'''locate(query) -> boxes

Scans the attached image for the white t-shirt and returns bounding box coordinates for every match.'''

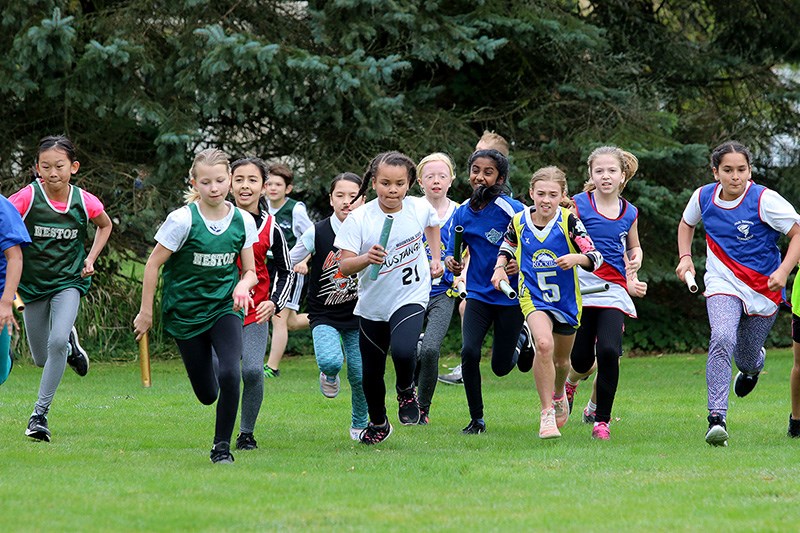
[335,197,440,321]
[155,201,258,252]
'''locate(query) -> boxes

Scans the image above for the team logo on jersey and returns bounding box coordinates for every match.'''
[485,228,503,244]
[734,219,754,241]
[530,249,558,269]
[618,231,628,253]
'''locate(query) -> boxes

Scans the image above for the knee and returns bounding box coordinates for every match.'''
[461,346,481,365]
[491,358,514,377]
[241,366,262,387]
[196,389,218,405]
[534,337,554,359]
[709,330,736,353]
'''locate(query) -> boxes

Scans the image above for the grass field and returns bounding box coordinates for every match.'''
[2,350,800,532]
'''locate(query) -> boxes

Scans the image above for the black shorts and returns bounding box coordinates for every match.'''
[793,313,800,343]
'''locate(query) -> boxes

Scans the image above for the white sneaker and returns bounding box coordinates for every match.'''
[438,364,463,385]
[350,427,365,441]
[320,372,340,398]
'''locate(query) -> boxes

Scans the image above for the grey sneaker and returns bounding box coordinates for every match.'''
[26,413,51,442]
[438,364,463,385]
[320,372,340,398]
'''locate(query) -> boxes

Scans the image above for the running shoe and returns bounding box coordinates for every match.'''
[462,419,486,434]
[263,365,280,378]
[359,421,393,445]
[210,441,235,463]
[788,415,800,438]
[350,427,366,441]
[592,421,610,440]
[539,408,560,439]
[438,364,463,385]
[582,406,596,424]
[734,370,759,398]
[553,393,570,428]
[235,432,258,450]
[418,407,430,425]
[565,381,578,413]
[319,372,340,398]
[515,323,535,373]
[705,412,728,447]
[397,386,420,425]
[67,327,89,377]
[25,413,51,442]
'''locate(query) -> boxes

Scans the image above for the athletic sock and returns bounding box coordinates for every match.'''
[566,377,578,386]
[586,400,597,413]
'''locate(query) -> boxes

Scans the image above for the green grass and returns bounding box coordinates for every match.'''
[2,351,800,531]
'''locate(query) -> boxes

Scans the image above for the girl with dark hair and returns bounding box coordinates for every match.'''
[676,141,800,447]
[228,157,295,451]
[335,152,443,444]
[9,135,113,442]
[443,149,526,435]
[290,172,368,439]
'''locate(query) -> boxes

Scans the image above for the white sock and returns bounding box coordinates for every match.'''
[587,400,597,412]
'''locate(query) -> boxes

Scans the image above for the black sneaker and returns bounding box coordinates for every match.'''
[788,415,800,438]
[25,414,51,442]
[734,371,759,398]
[67,327,89,377]
[705,412,728,447]
[397,386,420,425]
[359,421,393,445]
[263,365,280,378]
[515,323,535,373]
[235,432,258,450]
[418,407,429,425]
[462,419,486,434]
[210,442,235,464]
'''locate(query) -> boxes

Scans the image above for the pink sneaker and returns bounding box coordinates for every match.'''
[539,407,561,439]
[592,421,610,440]
[553,394,570,428]
[564,381,578,413]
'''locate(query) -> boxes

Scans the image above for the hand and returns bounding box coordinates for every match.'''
[505,258,519,276]
[627,276,648,298]
[293,262,309,275]
[366,244,387,266]
[133,311,152,342]
[445,255,463,276]
[0,299,18,335]
[430,259,443,279]
[675,255,694,281]
[491,265,509,290]
[555,254,581,270]
[232,282,255,315]
[81,258,95,278]
[255,300,277,324]
[768,268,789,292]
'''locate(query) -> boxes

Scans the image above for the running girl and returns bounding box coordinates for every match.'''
[336,152,443,445]
[415,153,460,424]
[493,166,602,439]
[676,141,800,447]
[444,149,526,435]
[566,146,646,440]
[134,148,259,463]
[290,172,368,440]
[9,135,112,441]
[229,157,294,451]
[0,194,30,385]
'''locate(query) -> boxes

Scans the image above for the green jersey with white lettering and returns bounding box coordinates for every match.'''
[161,203,246,339]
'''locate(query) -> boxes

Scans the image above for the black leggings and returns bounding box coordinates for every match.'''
[461,299,524,420]
[359,304,425,424]
[175,313,243,445]
[570,307,625,424]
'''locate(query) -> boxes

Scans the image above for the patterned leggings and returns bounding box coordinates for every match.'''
[706,295,776,414]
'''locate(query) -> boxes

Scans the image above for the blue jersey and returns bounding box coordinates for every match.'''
[514,207,581,327]
[424,199,458,298]
[0,195,31,294]
[447,195,525,305]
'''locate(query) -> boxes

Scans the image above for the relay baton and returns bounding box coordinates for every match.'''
[138,332,152,388]
[453,225,464,261]
[499,279,517,299]
[456,280,467,299]
[369,215,394,281]
[684,271,698,293]
[13,292,25,312]
[581,283,609,295]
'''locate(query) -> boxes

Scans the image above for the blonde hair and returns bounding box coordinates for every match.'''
[476,130,509,157]
[184,148,232,204]
[416,152,456,183]
[530,166,572,208]
[584,146,638,193]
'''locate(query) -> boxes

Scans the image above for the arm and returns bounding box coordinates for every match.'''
[558,214,602,271]
[675,219,696,281]
[339,246,384,276]
[0,245,23,333]
[424,225,443,279]
[82,211,113,278]
[293,255,311,275]
[133,244,173,341]
[265,224,295,321]
[768,223,800,292]
[625,219,643,276]
[492,220,518,290]
[235,247,258,315]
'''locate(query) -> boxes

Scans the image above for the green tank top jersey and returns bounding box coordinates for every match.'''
[19,180,91,302]
[273,197,298,249]
[793,275,800,317]
[161,203,246,340]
